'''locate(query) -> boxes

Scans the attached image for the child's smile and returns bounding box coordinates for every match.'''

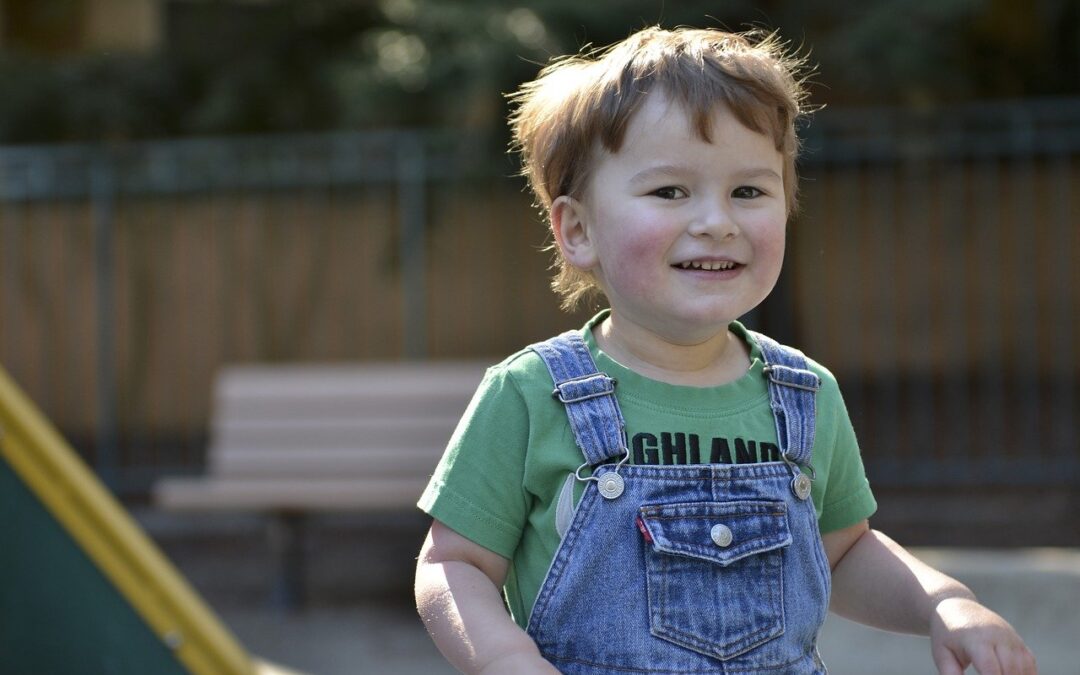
[675,260,739,271]
[554,92,787,354]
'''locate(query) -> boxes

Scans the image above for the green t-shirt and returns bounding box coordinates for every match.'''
[418,312,877,627]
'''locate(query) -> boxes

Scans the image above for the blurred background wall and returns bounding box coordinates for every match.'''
[0,0,1077,543]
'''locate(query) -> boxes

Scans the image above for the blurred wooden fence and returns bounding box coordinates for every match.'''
[0,100,1077,494]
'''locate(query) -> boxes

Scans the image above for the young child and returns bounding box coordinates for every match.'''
[414,26,1037,675]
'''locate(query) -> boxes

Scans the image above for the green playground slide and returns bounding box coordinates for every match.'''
[0,363,286,675]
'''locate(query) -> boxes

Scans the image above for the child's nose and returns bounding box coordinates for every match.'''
[688,198,740,239]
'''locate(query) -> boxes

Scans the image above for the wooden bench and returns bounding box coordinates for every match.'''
[153,361,487,610]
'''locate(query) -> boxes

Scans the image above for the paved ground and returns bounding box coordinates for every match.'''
[142,511,1080,675]
[219,549,1080,675]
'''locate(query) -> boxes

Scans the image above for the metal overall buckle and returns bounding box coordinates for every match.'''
[575,437,631,500]
[783,452,816,501]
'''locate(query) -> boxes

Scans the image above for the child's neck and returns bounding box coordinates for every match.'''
[595,313,751,387]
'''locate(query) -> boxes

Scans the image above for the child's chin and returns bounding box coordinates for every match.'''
[676,301,748,323]
[664,311,740,337]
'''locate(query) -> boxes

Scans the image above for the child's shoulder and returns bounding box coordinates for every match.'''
[799,352,843,402]
[482,340,564,395]
[738,325,843,398]
[483,325,603,397]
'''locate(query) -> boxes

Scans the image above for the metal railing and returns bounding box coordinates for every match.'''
[796,98,1079,486]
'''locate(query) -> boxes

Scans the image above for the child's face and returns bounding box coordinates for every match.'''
[556,93,787,343]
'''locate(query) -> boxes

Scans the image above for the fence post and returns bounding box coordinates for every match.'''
[397,133,427,359]
[91,150,118,489]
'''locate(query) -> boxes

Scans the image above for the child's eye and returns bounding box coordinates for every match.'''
[651,186,687,200]
[732,186,764,199]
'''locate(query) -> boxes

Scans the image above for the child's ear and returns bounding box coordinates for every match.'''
[551,196,598,270]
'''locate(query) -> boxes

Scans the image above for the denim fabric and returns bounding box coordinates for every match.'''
[754,332,821,470]
[527,332,831,674]
[532,332,627,465]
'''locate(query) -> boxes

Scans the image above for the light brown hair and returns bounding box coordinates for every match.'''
[509,26,810,310]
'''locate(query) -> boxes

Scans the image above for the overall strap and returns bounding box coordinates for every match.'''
[751,331,821,469]
[529,331,627,466]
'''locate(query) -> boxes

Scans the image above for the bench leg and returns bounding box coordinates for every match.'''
[267,513,306,611]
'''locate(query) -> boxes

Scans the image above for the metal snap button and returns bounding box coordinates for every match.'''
[710,524,733,548]
[792,473,812,501]
[596,471,624,500]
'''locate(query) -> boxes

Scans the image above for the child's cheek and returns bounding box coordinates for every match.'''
[755,227,787,278]
[605,230,670,296]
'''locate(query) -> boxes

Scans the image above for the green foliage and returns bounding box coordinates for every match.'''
[0,0,1076,144]
[810,0,986,104]
[0,52,196,143]
[801,0,1080,105]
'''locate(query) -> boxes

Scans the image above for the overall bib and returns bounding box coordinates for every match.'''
[526,331,831,674]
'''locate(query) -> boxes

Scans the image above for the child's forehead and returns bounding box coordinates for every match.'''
[630,93,701,129]
[614,92,771,151]
[582,104,782,191]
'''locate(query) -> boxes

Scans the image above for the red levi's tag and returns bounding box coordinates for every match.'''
[636,516,653,544]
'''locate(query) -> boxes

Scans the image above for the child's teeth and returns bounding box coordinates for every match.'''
[680,260,736,270]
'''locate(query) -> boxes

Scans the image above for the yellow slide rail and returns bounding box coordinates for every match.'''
[0,363,255,675]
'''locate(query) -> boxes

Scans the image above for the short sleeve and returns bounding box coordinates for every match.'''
[418,364,532,559]
[809,366,878,534]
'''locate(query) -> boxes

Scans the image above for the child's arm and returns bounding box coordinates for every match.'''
[415,520,560,674]
[824,521,1037,675]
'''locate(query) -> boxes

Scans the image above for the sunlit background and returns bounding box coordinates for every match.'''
[1,2,1077,673]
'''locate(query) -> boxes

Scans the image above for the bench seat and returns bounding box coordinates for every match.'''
[156,476,432,511]
[152,360,488,609]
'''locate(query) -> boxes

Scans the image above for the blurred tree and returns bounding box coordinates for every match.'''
[1,0,85,56]
[795,0,1080,105]
[323,0,792,130]
[0,0,1076,144]
[797,0,988,106]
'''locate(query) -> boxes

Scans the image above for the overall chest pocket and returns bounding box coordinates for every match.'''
[638,500,792,662]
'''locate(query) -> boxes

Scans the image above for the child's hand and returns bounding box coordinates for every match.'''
[930,597,1037,675]
[478,652,561,674]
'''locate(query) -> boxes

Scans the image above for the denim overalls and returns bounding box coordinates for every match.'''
[526,331,831,674]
